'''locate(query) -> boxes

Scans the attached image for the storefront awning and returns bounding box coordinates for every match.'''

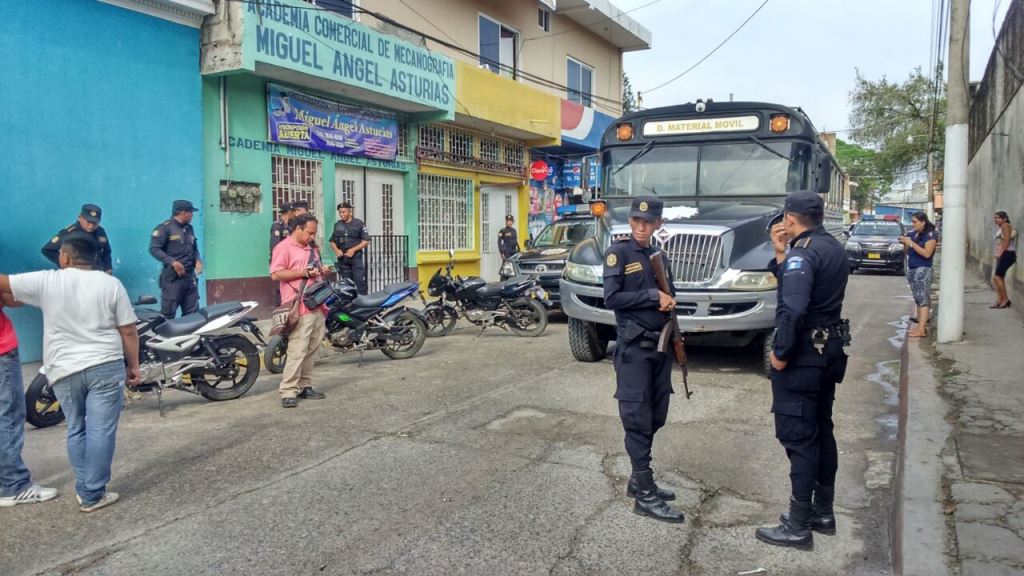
[556,0,652,52]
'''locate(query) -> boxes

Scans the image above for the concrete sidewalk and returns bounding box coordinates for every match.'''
[900,266,1024,576]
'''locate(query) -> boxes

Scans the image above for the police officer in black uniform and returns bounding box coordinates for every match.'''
[269,201,294,256]
[330,202,370,294]
[150,200,203,318]
[755,190,850,550]
[42,204,113,273]
[498,215,519,260]
[603,196,684,523]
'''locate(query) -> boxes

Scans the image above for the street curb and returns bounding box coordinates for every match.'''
[891,324,909,576]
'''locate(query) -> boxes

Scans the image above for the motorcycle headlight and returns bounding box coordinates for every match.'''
[846,241,861,251]
[721,271,777,291]
[500,260,516,277]
[564,261,603,285]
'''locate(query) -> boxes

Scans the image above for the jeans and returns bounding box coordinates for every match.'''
[0,350,31,498]
[50,360,125,505]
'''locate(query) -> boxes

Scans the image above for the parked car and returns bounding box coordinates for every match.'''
[499,208,596,308]
[845,219,906,274]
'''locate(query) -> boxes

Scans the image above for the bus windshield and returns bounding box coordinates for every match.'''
[603,140,812,198]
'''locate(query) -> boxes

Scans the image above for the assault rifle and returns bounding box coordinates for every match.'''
[650,250,692,399]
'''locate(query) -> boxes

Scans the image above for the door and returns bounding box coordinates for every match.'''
[364,170,408,290]
[480,185,518,281]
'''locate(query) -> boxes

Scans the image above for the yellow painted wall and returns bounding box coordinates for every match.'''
[455,61,561,146]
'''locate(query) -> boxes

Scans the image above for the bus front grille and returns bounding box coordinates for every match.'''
[655,232,725,285]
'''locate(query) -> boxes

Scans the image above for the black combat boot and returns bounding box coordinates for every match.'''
[626,468,676,501]
[631,470,685,523]
[780,483,836,535]
[756,498,814,550]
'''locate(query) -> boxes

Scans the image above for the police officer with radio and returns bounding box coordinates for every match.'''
[330,202,369,294]
[756,190,850,550]
[269,201,294,255]
[42,204,113,273]
[498,215,519,260]
[150,200,203,318]
[603,196,684,524]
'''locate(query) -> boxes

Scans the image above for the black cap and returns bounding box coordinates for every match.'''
[80,204,102,224]
[629,196,663,223]
[505,214,514,222]
[172,199,198,214]
[338,201,353,210]
[279,201,293,213]
[783,191,824,217]
[292,200,310,210]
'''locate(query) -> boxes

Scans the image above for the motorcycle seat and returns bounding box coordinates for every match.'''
[154,312,208,338]
[476,276,530,298]
[351,282,417,309]
[201,302,244,320]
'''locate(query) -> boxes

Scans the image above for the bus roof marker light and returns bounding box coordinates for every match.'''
[616,123,634,141]
[770,114,790,133]
[590,201,608,217]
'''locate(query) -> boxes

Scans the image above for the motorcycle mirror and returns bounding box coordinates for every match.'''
[448,248,455,259]
[135,295,158,305]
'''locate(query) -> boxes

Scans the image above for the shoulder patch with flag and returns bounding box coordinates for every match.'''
[785,256,804,271]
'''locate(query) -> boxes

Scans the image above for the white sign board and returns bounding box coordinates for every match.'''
[643,115,760,137]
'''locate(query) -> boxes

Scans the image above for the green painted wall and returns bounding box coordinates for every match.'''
[202,74,420,282]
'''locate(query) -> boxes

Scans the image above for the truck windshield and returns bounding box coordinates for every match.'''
[852,222,903,236]
[604,141,811,197]
[533,220,595,247]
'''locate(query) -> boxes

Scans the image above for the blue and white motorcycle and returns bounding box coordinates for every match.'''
[263,278,427,373]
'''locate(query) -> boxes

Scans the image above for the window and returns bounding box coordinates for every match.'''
[567,58,593,107]
[418,174,473,250]
[538,8,550,32]
[272,156,322,218]
[450,131,474,160]
[479,14,518,78]
[309,0,357,19]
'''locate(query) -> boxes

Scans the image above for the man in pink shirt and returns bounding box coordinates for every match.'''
[270,213,331,409]
[0,292,58,507]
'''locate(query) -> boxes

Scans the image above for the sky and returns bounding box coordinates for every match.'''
[616,0,1012,138]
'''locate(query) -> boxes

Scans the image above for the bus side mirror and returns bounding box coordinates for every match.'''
[817,160,833,194]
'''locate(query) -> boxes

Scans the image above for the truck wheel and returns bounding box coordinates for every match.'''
[761,330,775,378]
[568,317,607,362]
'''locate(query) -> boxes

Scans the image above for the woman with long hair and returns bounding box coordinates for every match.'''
[899,212,938,337]
[992,211,1017,309]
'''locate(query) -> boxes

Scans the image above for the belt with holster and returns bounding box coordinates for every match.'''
[807,319,852,348]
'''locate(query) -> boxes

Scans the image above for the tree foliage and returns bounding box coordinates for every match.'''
[622,72,637,113]
[836,139,889,210]
[847,66,946,190]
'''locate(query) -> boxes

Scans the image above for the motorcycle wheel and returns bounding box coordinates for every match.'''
[263,334,289,375]
[381,310,427,359]
[506,298,548,338]
[196,335,261,401]
[25,373,65,428]
[423,302,457,337]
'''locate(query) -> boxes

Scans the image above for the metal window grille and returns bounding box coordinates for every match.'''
[419,125,445,152]
[503,142,525,168]
[381,183,394,236]
[449,131,474,160]
[504,195,513,219]
[480,137,500,163]
[339,179,356,208]
[272,156,321,218]
[397,122,409,159]
[481,193,491,252]
[418,174,473,250]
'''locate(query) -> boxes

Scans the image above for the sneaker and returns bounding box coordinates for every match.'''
[282,397,298,408]
[0,484,58,507]
[297,387,325,400]
[80,492,119,513]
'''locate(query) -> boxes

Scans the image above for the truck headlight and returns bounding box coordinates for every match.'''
[564,261,603,285]
[723,271,777,291]
[889,242,903,251]
[846,241,861,251]
[500,260,516,276]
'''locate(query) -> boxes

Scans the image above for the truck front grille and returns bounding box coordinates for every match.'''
[655,232,724,285]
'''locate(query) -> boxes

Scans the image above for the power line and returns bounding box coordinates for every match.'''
[640,0,769,95]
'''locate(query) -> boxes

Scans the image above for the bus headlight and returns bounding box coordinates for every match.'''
[722,271,777,291]
[564,261,603,285]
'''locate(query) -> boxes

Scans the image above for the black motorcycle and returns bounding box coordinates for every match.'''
[263,278,427,374]
[26,296,265,428]
[422,250,549,338]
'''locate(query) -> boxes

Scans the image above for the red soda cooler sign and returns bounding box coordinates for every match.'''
[530,160,549,181]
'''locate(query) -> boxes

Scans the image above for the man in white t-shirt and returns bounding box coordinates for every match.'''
[0,233,140,513]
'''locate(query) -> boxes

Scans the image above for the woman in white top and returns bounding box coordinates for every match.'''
[992,210,1017,309]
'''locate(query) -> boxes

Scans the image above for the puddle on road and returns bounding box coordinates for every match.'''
[866,314,907,440]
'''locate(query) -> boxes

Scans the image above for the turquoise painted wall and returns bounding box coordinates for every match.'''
[202,75,419,283]
[0,1,204,362]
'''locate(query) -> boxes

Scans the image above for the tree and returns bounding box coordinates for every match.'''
[847,66,946,187]
[622,72,637,113]
[836,139,889,210]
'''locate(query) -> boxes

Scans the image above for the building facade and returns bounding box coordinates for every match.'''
[1,0,213,361]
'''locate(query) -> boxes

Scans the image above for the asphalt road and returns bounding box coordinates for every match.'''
[2,272,909,576]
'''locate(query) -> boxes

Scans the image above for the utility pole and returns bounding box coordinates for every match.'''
[937,0,969,343]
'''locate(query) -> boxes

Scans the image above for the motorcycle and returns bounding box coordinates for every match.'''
[262,277,427,374]
[421,249,549,338]
[25,296,265,428]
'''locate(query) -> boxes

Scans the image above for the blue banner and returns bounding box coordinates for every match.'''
[267,84,398,160]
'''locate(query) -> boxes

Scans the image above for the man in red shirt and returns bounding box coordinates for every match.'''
[270,214,331,409]
[0,295,58,507]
